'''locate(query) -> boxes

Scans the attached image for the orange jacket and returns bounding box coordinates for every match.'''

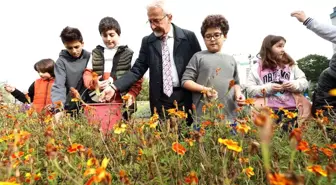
[33,78,54,113]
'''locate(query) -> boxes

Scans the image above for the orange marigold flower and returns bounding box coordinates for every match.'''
[236,123,251,134]
[315,109,324,117]
[67,143,85,154]
[218,138,242,152]
[184,171,199,184]
[243,167,255,178]
[185,138,195,147]
[245,98,255,106]
[228,80,235,90]
[239,157,249,164]
[121,94,131,101]
[48,172,57,181]
[324,105,334,109]
[217,103,224,109]
[11,151,24,159]
[84,158,112,185]
[87,158,99,168]
[268,173,294,185]
[285,111,297,119]
[167,108,177,115]
[289,128,302,143]
[327,143,336,149]
[320,148,333,158]
[54,100,63,109]
[201,120,212,128]
[172,142,187,155]
[175,110,188,119]
[92,72,99,80]
[307,165,327,177]
[296,140,310,152]
[217,114,225,120]
[202,105,206,113]
[321,116,329,124]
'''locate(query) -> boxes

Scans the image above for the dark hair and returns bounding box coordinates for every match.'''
[60,26,83,43]
[201,14,229,37]
[34,59,55,77]
[98,17,121,35]
[258,35,295,69]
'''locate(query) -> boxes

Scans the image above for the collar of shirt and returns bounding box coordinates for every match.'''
[167,24,174,39]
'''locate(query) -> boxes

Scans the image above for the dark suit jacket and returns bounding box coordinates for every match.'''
[114,24,201,114]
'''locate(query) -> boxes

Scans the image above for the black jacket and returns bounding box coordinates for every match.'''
[113,24,201,114]
[312,53,336,115]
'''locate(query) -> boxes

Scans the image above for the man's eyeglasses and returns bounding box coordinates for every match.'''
[147,15,167,25]
[204,33,223,41]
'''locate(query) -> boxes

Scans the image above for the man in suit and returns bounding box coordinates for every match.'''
[100,0,201,124]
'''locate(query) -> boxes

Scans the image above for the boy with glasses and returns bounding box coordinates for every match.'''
[181,14,245,120]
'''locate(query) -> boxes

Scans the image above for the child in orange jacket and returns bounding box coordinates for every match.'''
[5,59,55,113]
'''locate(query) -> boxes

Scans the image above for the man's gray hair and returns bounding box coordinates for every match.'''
[146,0,172,15]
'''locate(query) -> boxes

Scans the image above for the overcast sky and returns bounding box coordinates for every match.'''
[0,0,335,91]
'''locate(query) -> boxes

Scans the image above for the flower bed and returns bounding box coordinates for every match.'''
[0,99,335,184]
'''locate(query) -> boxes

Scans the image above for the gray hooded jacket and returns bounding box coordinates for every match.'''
[51,49,90,109]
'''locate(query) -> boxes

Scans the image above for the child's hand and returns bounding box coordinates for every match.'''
[282,82,295,91]
[4,84,15,93]
[98,76,113,90]
[290,11,307,23]
[235,93,246,107]
[271,83,283,92]
[206,88,218,100]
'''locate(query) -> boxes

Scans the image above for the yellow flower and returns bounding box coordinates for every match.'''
[329,88,336,96]
[71,98,80,102]
[307,165,327,177]
[149,121,158,128]
[243,167,255,178]
[84,158,111,185]
[114,123,127,134]
[218,138,242,152]
[87,158,99,168]
[236,124,251,134]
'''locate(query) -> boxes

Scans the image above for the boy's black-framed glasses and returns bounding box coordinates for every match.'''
[204,33,223,41]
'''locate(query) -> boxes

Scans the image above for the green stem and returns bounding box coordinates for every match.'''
[261,142,270,174]
[152,153,164,185]
[289,150,296,171]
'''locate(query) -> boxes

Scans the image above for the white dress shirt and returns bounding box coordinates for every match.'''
[165,24,180,87]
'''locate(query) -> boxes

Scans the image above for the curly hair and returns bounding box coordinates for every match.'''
[60,26,83,44]
[259,35,295,70]
[201,14,229,37]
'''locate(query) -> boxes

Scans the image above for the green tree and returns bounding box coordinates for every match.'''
[296,54,329,83]
[136,78,149,101]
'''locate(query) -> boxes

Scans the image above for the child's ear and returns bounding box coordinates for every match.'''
[223,34,228,39]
